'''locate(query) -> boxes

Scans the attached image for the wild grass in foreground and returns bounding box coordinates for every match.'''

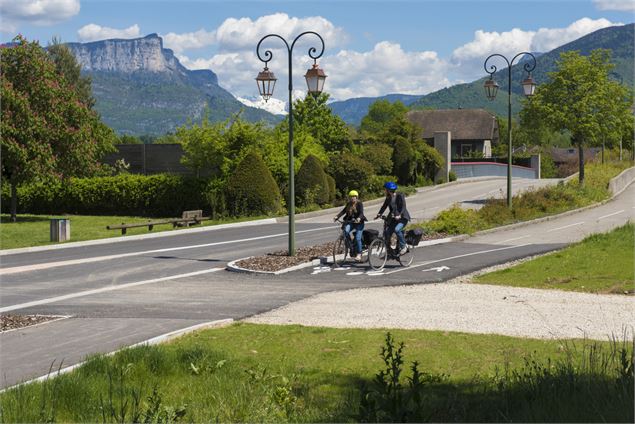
[474,222,634,294]
[0,324,632,422]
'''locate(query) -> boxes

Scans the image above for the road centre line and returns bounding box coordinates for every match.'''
[546,222,585,232]
[597,210,624,220]
[497,235,530,244]
[0,267,224,313]
[0,227,327,275]
[378,243,532,276]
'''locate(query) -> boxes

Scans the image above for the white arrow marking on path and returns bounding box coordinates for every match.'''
[421,266,450,272]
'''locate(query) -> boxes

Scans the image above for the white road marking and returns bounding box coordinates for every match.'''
[374,243,532,276]
[0,227,328,275]
[498,235,530,244]
[546,222,585,233]
[0,267,224,313]
[598,210,624,220]
[421,266,450,272]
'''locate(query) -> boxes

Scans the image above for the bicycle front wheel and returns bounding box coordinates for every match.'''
[333,236,348,267]
[398,244,414,267]
[368,238,387,271]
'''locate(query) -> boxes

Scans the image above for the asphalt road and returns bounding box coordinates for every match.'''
[0,177,632,389]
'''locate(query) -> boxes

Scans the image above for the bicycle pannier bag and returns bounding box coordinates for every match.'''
[405,228,424,246]
[362,229,379,246]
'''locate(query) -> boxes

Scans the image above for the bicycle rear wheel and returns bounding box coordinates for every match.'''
[333,236,349,267]
[368,238,387,271]
[398,244,414,267]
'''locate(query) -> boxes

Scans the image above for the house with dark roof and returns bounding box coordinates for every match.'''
[407,109,499,158]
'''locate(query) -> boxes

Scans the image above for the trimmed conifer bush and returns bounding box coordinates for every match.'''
[296,154,330,206]
[326,174,336,203]
[226,152,281,216]
[392,138,415,185]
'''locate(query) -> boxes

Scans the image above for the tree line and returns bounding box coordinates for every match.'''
[1,35,633,221]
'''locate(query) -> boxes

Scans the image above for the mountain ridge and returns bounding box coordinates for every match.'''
[329,23,634,125]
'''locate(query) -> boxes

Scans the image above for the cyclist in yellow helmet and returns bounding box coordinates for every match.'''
[334,189,367,261]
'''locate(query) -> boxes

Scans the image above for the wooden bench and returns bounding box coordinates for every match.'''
[107,210,209,235]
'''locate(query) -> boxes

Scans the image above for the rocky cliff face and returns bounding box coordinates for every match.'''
[63,33,276,135]
[66,33,218,84]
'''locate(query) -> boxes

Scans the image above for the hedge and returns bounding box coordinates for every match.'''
[1,174,209,217]
[296,154,330,206]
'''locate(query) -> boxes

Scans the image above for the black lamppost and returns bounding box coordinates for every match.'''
[255,32,326,256]
[484,52,537,209]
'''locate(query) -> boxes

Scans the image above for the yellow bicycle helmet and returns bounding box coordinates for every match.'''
[348,190,359,197]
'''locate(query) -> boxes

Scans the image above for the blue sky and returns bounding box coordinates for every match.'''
[2,0,633,103]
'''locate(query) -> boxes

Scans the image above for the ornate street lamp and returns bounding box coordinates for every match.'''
[483,52,537,209]
[255,32,326,256]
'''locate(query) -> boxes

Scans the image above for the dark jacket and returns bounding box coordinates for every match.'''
[336,200,367,222]
[378,192,410,221]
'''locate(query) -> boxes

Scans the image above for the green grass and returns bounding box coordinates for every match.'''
[474,222,635,294]
[0,213,270,250]
[419,161,633,236]
[0,324,632,423]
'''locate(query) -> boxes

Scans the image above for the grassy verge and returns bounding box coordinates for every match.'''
[0,214,270,250]
[0,324,632,422]
[473,222,634,294]
[419,161,633,235]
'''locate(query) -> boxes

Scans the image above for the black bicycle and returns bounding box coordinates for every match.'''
[332,218,374,267]
[367,215,415,271]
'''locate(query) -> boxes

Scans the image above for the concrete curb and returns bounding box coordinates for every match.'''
[226,257,321,275]
[0,218,278,256]
[0,318,234,393]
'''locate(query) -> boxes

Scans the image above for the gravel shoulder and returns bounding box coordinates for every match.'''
[245,255,635,341]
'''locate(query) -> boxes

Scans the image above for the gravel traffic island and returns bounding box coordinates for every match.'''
[231,232,450,273]
[245,269,635,341]
[1,314,65,332]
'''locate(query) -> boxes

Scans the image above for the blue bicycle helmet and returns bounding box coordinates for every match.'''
[384,181,398,191]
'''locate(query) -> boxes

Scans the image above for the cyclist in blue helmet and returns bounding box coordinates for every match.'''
[375,181,411,255]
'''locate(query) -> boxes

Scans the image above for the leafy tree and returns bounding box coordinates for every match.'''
[291,93,351,152]
[118,135,142,144]
[47,37,95,108]
[326,152,374,197]
[295,154,330,206]
[178,112,267,178]
[362,143,393,175]
[520,49,630,184]
[360,100,408,135]
[226,152,281,216]
[1,35,115,221]
[413,140,444,183]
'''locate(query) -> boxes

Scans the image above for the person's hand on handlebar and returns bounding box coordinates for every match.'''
[333,216,339,222]
[374,214,381,220]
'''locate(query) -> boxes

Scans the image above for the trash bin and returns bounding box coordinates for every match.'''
[50,218,70,242]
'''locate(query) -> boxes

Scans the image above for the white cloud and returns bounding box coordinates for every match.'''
[215,13,348,51]
[593,0,635,11]
[162,29,215,54]
[531,17,620,52]
[450,18,621,81]
[0,0,79,32]
[77,24,141,42]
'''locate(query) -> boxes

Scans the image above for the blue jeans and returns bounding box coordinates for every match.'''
[385,219,407,251]
[344,222,364,254]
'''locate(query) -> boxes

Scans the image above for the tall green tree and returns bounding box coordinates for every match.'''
[360,99,408,135]
[520,49,630,184]
[291,93,351,152]
[1,35,115,221]
[47,37,95,108]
